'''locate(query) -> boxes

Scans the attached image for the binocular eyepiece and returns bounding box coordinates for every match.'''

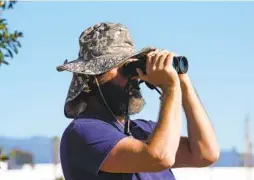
[122,56,189,77]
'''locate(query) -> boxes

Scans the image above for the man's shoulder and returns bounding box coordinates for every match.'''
[62,118,119,138]
[61,117,126,152]
[132,119,157,131]
[74,118,110,126]
[66,118,112,131]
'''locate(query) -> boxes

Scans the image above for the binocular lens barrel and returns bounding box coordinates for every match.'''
[122,56,188,77]
[173,56,188,74]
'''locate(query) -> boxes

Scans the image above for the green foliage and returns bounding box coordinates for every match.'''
[0,148,9,162]
[0,148,9,169]
[55,177,65,180]
[11,149,34,165]
[0,154,9,161]
[0,0,23,66]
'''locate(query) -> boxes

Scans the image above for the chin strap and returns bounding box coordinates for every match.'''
[95,75,161,137]
[94,75,133,137]
[123,78,164,137]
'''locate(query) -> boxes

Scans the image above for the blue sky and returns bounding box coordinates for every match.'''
[0,2,253,152]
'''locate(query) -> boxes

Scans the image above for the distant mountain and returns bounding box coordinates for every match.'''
[0,136,253,166]
[212,151,243,167]
[0,136,53,163]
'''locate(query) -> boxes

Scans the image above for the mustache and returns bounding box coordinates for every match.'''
[97,80,144,116]
[125,79,140,92]
[98,79,143,101]
[125,79,142,98]
[127,79,140,90]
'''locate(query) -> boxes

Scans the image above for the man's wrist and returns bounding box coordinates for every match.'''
[160,83,181,101]
[178,74,198,100]
[178,74,193,91]
[160,81,180,94]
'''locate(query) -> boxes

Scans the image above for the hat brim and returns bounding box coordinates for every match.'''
[56,46,155,75]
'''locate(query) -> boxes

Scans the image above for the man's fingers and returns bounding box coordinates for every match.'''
[145,49,175,72]
[146,53,152,72]
[158,53,168,69]
[164,53,172,68]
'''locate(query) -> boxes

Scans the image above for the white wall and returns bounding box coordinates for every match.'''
[0,163,253,180]
[0,163,62,180]
[173,167,253,180]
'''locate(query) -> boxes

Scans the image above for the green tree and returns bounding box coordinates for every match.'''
[0,148,9,169]
[11,149,34,166]
[0,148,9,162]
[55,177,65,180]
[0,0,23,166]
[0,0,23,66]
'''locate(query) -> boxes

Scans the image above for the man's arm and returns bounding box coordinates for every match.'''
[100,85,182,173]
[100,50,183,173]
[173,74,220,168]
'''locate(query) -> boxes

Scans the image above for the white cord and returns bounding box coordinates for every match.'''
[94,76,125,129]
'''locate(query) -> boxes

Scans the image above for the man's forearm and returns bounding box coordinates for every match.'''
[179,75,220,162]
[147,84,182,163]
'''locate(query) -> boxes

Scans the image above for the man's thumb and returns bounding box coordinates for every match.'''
[136,68,148,81]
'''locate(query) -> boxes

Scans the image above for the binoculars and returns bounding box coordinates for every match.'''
[122,55,189,77]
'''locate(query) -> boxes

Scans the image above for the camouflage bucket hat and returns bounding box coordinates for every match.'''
[56,22,155,118]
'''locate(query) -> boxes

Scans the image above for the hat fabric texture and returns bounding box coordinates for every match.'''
[56,22,155,118]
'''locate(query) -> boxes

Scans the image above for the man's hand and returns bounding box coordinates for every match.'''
[100,50,183,172]
[136,49,180,92]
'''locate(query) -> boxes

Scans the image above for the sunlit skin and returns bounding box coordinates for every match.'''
[98,65,220,167]
[82,50,219,173]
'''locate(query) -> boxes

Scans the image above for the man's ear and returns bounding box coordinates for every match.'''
[85,75,101,96]
[93,73,109,85]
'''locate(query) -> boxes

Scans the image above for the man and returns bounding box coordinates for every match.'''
[56,22,220,180]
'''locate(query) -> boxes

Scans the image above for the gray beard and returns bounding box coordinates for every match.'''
[97,81,145,117]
